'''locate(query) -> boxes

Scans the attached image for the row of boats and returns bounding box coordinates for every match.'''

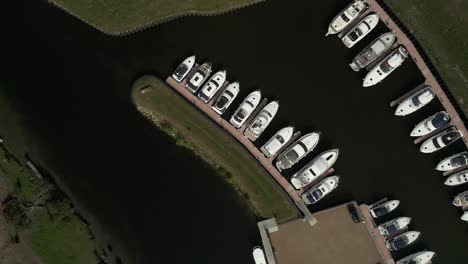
[172,56,342,205]
[327,0,410,87]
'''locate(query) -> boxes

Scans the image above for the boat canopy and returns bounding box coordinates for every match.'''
[174,64,189,78]
[452,155,468,166]
[431,112,450,128]
[441,131,460,145]
[391,236,409,250]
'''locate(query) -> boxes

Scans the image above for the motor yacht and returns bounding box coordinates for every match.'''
[290,149,340,189]
[245,101,279,141]
[275,132,320,171]
[410,111,450,137]
[396,251,435,264]
[230,90,261,128]
[386,231,421,251]
[212,82,240,115]
[342,14,379,48]
[420,127,463,153]
[462,211,468,222]
[301,176,340,205]
[350,32,396,71]
[252,246,267,264]
[378,217,411,237]
[452,190,468,207]
[172,55,196,82]
[444,169,468,186]
[260,127,295,158]
[395,87,435,116]
[363,46,408,87]
[370,200,400,218]
[326,0,368,36]
[436,151,468,171]
[197,70,226,103]
[185,62,212,93]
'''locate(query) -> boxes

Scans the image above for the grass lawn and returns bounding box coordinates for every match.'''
[384,0,468,117]
[50,0,263,34]
[132,76,298,222]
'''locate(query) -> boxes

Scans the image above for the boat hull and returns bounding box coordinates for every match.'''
[260,127,295,158]
[395,87,434,116]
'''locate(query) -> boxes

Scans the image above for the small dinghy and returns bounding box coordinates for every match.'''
[290,149,340,189]
[260,127,295,158]
[245,101,279,141]
[198,70,227,103]
[378,217,412,237]
[212,82,240,115]
[276,132,320,171]
[172,55,196,82]
[350,32,396,71]
[452,190,468,207]
[301,176,340,205]
[395,86,435,116]
[410,111,450,137]
[385,231,421,251]
[230,90,262,128]
[370,200,400,218]
[341,14,379,48]
[420,127,463,154]
[396,251,435,264]
[326,0,368,36]
[444,169,468,186]
[436,151,468,171]
[185,62,212,93]
[462,211,468,222]
[363,46,408,87]
[252,246,267,264]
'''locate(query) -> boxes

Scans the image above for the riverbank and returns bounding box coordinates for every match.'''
[49,0,265,35]
[131,75,298,222]
[383,0,468,117]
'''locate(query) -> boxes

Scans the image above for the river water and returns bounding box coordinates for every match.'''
[1,0,467,263]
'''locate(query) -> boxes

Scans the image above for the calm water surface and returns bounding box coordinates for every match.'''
[1,0,467,263]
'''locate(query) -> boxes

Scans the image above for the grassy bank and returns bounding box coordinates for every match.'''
[384,0,468,117]
[50,0,264,34]
[131,76,298,222]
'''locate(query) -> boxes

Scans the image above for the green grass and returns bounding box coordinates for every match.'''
[132,76,298,222]
[384,0,468,116]
[50,0,263,33]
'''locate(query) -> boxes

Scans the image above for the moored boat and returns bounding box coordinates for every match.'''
[245,101,279,141]
[275,132,321,171]
[436,151,468,171]
[197,70,227,103]
[172,55,196,82]
[230,90,262,128]
[341,14,379,48]
[290,149,340,189]
[260,127,295,158]
[212,82,240,115]
[378,217,411,237]
[396,251,435,264]
[420,127,463,153]
[363,46,408,87]
[395,86,435,116]
[452,190,468,207]
[385,231,421,251]
[301,176,340,205]
[185,62,212,93]
[410,111,450,137]
[350,32,396,71]
[370,200,399,218]
[462,211,468,222]
[252,246,267,264]
[326,0,368,36]
[444,169,468,186]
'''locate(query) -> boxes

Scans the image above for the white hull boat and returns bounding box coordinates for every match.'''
[363,46,408,87]
[385,231,421,251]
[444,169,468,186]
[245,101,279,141]
[260,127,295,158]
[420,127,463,153]
[212,82,240,115]
[326,0,368,36]
[410,111,450,137]
[185,62,212,93]
[230,90,261,128]
[452,191,468,207]
[252,246,267,264]
[172,55,196,82]
[378,217,412,237]
[395,87,435,116]
[350,32,396,71]
[341,14,379,48]
[436,151,468,171]
[370,200,400,218]
[462,211,468,222]
[291,149,340,189]
[301,176,340,205]
[275,132,320,171]
[396,251,435,264]
[198,70,227,103]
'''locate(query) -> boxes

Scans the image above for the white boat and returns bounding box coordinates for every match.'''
[444,169,468,186]
[185,62,212,93]
[291,149,340,189]
[370,200,400,218]
[349,32,396,71]
[410,111,450,137]
[260,127,295,158]
[378,217,411,237]
[452,190,468,207]
[326,0,368,36]
[230,90,261,128]
[245,101,279,141]
[396,251,436,264]
[363,46,408,87]
[420,127,463,154]
[341,14,379,48]
[462,211,468,222]
[385,231,421,251]
[212,82,240,115]
[197,70,227,103]
[436,151,468,171]
[301,176,340,205]
[395,87,435,116]
[252,246,267,264]
[275,132,320,171]
[172,55,196,82]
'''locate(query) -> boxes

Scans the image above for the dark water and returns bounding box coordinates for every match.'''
[1,0,467,263]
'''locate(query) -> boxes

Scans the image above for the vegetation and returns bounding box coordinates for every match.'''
[384,0,468,116]
[50,0,264,34]
[132,76,298,222]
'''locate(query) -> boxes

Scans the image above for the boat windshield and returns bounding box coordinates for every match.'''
[391,236,409,250]
[452,155,468,166]
[340,13,350,22]
[441,131,460,145]
[385,224,398,235]
[348,28,362,41]
[373,206,388,217]
[215,96,229,108]
[275,135,285,144]
[411,95,422,107]
[431,113,449,128]
[285,150,299,162]
[311,189,323,200]
[234,109,247,122]
[380,59,395,73]
[174,64,189,77]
